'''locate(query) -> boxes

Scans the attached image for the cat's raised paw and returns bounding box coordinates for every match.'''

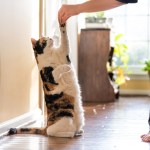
[60,23,66,27]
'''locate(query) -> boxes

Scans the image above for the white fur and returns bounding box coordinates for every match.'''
[51,64,85,133]
[46,117,76,138]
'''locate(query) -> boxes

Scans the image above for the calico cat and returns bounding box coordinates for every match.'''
[7,24,85,138]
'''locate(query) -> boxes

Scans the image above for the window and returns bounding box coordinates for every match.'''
[105,0,150,74]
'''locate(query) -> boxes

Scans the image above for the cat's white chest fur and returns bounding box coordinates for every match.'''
[37,47,69,70]
[51,64,80,97]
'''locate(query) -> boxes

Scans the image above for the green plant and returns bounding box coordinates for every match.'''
[86,11,105,18]
[107,34,130,86]
[142,60,150,72]
[95,12,105,18]
[114,34,129,67]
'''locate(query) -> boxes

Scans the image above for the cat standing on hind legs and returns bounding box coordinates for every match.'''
[7,23,85,138]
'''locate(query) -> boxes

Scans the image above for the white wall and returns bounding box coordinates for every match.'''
[0,0,39,122]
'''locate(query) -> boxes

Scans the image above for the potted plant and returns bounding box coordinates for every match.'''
[85,12,112,28]
[142,59,150,79]
[107,33,130,98]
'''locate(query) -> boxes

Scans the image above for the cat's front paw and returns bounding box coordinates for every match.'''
[60,23,66,27]
[60,24,66,34]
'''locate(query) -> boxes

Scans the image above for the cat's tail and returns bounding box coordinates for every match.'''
[6,127,47,136]
[0,128,46,140]
[0,132,9,140]
[0,129,18,140]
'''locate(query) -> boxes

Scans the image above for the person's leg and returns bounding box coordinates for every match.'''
[141,112,150,142]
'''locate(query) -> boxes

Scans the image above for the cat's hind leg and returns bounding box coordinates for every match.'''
[46,117,76,138]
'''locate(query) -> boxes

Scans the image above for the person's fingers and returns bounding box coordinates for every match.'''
[58,16,63,24]
[58,12,63,24]
[141,134,146,138]
[141,134,150,142]
[142,137,149,142]
[58,9,62,24]
[141,135,146,141]
[61,14,70,24]
[58,5,66,24]
[58,10,70,25]
[58,5,72,25]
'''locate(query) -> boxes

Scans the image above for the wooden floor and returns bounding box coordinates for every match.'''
[0,96,150,150]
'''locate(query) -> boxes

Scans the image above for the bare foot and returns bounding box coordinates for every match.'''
[141,132,150,142]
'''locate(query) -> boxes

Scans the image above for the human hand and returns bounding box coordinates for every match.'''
[58,4,79,25]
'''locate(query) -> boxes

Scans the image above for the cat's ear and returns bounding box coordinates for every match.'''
[31,38,37,48]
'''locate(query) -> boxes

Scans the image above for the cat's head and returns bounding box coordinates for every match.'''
[31,37,53,55]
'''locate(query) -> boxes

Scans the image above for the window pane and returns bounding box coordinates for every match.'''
[106,0,150,73]
[111,17,126,34]
[127,42,149,66]
[126,16,148,41]
[105,5,126,17]
[127,0,148,16]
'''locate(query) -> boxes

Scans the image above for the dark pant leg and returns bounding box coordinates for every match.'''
[148,112,150,130]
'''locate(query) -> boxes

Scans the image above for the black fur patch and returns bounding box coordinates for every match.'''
[66,55,71,63]
[34,40,46,54]
[20,128,31,132]
[48,113,55,121]
[8,128,17,135]
[49,103,74,111]
[61,103,74,109]
[45,92,64,105]
[49,103,59,111]
[44,84,51,91]
[40,67,58,85]
[60,24,65,27]
[56,111,73,118]
[48,110,73,122]
[35,129,42,134]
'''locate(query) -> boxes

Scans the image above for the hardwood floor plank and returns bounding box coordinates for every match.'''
[0,96,150,150]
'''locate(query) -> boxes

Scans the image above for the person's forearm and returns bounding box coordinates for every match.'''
[58,0,126,24]
[76,0,125,14]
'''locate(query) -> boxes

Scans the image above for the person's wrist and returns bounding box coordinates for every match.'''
[75,4,82,15]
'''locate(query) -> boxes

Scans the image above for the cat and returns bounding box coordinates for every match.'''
[7,24,85,138]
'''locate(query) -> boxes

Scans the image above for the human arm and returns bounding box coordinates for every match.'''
[58,0,126,24]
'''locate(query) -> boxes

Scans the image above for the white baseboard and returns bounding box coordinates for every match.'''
[120,89,150,96]
[0,108,42,135]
